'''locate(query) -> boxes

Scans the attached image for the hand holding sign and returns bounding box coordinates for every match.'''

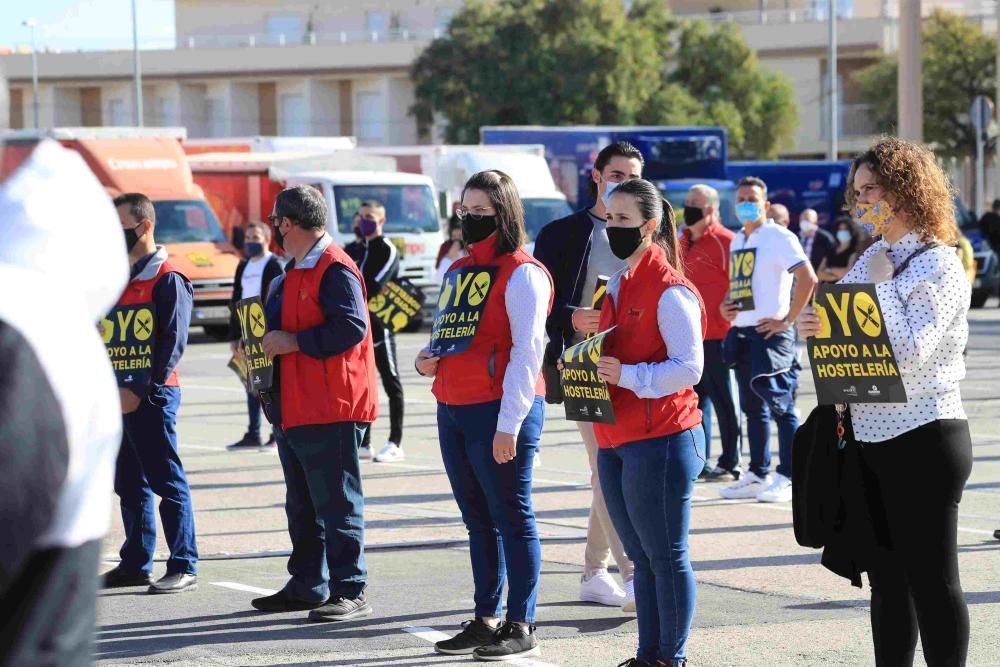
[561,327,617,424]
[796,304,822,339]
[261,331,298,359]
[415,349,440,377]
[596,356,622,385]
[720,298,740,322]
[572,308,601,334]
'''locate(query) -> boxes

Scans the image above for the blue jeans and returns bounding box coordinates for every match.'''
[247,392,262,436]
[437,397,544,624]
[275,421,368,602]
[598,427,705,664]
[730,328,799,478]
[695,339,742,472]
[115,386,198,575]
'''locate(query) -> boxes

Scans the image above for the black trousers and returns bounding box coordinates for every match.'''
[0,539,100,667]
[364,329,404,447]
[860,419,972,667]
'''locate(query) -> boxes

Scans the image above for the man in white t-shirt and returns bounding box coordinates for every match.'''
[718,176,817,503]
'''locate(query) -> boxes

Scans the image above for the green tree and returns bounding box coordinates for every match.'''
[855,9,996,158]
[410,0,798,158]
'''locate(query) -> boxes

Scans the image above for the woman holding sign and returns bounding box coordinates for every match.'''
[593,179,707,667]
[798,137,972,666]
[415,170,553,662]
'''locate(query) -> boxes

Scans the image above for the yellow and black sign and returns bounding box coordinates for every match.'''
[368,278,427,333]
[228,355,247,385]
[101,303,156,388]
[729,248,756,311]
[807,284,906,404]
[561,326,616,424]
[592,275,610,310]
[235,296,274,393]
[429,266,497,357]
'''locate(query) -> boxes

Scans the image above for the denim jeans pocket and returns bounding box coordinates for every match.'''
[689,429,706,466]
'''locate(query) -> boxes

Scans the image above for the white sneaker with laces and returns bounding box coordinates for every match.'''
[579,570,626,606]
[359,445,373,462]
[622,579,635,613]
[373,441,404,463]
[719,471,771,499]
[756,473,793,503]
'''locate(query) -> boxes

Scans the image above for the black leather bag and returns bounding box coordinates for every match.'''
[792,404,851,549]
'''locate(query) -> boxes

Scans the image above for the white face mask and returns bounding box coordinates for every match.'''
[799,220,815,234]
[602,180,622,206]
[836,230,852,244]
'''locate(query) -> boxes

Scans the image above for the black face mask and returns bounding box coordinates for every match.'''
[607,225,645,260]
[461,215,498,245]
[123,224,141,251]
[274,223,286,250]
[683,206,705,227]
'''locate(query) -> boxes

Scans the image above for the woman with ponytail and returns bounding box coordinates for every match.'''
[592,178,707,667]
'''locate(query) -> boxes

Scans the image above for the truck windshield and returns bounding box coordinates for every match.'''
[152,200,227,244]
[334,185,439,235]
[523,198,573,241]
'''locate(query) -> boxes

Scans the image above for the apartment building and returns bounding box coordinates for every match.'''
[1,0,996,156]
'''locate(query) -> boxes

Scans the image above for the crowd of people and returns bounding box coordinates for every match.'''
[0,130,985,667]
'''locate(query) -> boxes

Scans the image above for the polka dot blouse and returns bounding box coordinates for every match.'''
[839,230,969,443]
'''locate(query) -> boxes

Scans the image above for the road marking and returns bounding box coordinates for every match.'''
[402,626,560,667]
[181,383,246,394]
[211,581,277,596]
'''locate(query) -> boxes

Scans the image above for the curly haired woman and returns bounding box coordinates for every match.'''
[799,137,972,666]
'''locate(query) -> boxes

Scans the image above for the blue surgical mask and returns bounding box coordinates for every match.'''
[245,241,264,258]
[735,201,763,224]
[602,180,621,206]
[836,230,852,244]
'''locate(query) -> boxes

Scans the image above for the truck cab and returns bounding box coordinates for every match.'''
[1,127,240,339]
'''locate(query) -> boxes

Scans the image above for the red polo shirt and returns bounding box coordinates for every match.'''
[681,222,734,341]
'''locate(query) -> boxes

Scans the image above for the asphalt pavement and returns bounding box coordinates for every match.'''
[95,303,1000,666]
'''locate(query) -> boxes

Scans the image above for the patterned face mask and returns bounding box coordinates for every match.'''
[855,199,895,236]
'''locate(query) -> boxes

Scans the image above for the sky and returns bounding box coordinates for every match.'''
[1,0,176,52]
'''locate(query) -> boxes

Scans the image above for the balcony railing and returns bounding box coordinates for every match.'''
[180,28,445,50]
[821,103,881,139]
[682,1,998,26]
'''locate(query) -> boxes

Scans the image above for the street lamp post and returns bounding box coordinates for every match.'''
[827,0,838,160]
[22,19,39,129]
[131,0,143,126]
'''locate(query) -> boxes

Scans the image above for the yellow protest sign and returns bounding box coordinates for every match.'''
[807,284,906,403]
[235,296,274,393]
[103,303,156,388]
[561,327,616,424]
[430,266,497,357]
[729,248,756,310]
[368,278,427,333]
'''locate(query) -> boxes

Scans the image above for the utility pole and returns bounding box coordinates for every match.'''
[827,0,838,160]
[131,0,144,126]
[22,19,39,129]
[897,0,922,141]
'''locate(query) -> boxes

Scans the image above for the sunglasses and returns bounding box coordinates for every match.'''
[456,207,495,221]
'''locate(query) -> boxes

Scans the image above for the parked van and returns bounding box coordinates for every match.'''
[1,127,239,339]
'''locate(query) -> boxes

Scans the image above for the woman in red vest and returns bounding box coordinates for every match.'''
[595,179,707,667]
[415,170,553,662]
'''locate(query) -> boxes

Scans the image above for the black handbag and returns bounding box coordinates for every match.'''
[792,403,852,548]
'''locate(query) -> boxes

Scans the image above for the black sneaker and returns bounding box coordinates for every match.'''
[473,622,539,661]
[994,528,1000,540]
[617,660,651,667]
[307,593,373,622]
[102,566,153,589]
[434,619,497,655]
[227,432,264,451]
[705,466,741,482]
[252,590,327,612]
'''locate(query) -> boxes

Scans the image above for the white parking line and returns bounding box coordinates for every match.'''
[402,626,560,667]
[211,581,277,596]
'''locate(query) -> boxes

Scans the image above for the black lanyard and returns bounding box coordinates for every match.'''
[893,242,940,279]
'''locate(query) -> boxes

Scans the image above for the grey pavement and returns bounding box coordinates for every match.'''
[95,303,1000,666]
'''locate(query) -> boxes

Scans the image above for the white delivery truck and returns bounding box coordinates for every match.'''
[357,145,573,243]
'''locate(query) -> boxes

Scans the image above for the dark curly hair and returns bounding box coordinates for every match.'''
[847,136,957,245]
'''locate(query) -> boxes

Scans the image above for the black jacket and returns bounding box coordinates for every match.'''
[532,208,596,364]
[805,228,837,271]
[228,255,285,341]
[346,236,399,342]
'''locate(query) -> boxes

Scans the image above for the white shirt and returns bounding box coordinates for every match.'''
[240,253,271,300]
[497,263,552,435]
[839,231,969,442]
[732,221,809,328]
[603,275,704,398]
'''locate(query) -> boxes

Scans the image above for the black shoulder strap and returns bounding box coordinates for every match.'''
[893,242,941,279]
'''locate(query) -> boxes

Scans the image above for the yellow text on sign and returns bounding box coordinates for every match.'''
[817,290,882,339]
[563,334,602,365]
[730,250,755,279]
[438,271,493,310]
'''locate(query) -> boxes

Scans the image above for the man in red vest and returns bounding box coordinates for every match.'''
[102,193,199,594]
[251,185,379,622]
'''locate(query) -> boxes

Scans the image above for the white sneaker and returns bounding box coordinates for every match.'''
[622,579,635,613]
[359,445,373,461]
[719,471,771,499]
[756,473,792,503]
[533,452,542,468]
[373,441,404,463]
[579,570,626,606]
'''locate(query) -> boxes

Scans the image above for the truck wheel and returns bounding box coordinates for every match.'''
[971,291,988,309]
[203,325,231,341]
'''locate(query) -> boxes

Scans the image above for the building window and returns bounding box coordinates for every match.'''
[206,98,226,137]
[109,99,129,126]
[265,14,306,45]
[366,11,388,38]
[355,92,385,142]
[280,93,307,136]
[434,8,457,32]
